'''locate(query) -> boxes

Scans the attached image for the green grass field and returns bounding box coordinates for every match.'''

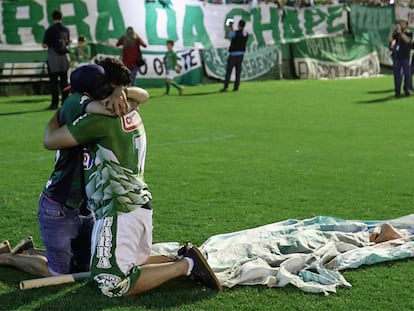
[0,75,413,310]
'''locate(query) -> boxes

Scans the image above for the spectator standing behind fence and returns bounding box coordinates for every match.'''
[116,27,147,86]
[220,19,249,92]
[42,10,70,110]
[389,18,413,98]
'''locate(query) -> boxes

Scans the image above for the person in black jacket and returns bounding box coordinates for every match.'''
[220,19,249,92]
[388,18,413,98]
[42,10,71,109]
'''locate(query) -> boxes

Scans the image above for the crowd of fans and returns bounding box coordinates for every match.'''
[200,0,340,7]
[145,0,400,8]
[201,0,336,5]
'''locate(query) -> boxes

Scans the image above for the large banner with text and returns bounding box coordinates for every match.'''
[0,0,348,51]
[349,4,395,66]
[202,44,282,81]
[293,35,380,79]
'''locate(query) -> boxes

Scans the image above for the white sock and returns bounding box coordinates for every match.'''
[184,257,194,276]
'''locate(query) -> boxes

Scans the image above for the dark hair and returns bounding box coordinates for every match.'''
[78,35,86,42]
[52,10,63,21]
[97,57,132,86]
[239,20,246,28]
[166,40,174,46]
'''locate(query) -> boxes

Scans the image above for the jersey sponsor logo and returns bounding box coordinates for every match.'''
[94,273,131,298]
[96,217,113,269]
[83,148,93,170]
[121,110,142,132]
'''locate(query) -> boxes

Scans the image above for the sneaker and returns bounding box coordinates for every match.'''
[0,240,11,254]
[176,241,192,259]
[219,88,228,93]
[185,245,222,291]
[162,93,169,96]
[179,87,184,96]
[11,236,34,254]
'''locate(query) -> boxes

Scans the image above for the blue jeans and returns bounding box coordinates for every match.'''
[38,193,94,274]
[393,58,412,96]
[130,66,138,86]
[223,54,244,91]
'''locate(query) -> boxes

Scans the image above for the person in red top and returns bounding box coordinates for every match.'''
[116,27,147,86]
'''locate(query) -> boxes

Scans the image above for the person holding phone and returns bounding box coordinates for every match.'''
[220,19,249,92]
[389,18,413,98]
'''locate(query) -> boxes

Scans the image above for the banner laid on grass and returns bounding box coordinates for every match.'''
[349,4,395,66]
[202,44,282,81]
[153,214,414,295]
[293,35,380,79]
[0,0,348,51]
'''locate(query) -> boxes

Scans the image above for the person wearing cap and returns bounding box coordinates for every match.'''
[389,18,413,98]
[42,61,222,296]
[0,61,149,278]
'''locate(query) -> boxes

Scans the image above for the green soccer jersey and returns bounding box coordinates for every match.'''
[164,50,177,71]
[43,93,87,210]
[67,102,151,219]
[77,45,91,63]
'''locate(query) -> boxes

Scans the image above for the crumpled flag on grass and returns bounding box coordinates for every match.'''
[151,214,414,295]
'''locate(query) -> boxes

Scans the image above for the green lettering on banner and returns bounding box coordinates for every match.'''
[225,7,251,23]
[146,3,178,45]
[350,4,394,65]
[293,34,380,79]
[203,44,280,80]
[251,7,280,46]
[326,6,346,33]
[183,6,211,48]
[304,7,327,36]
[96,0,125,41]
[46,0,91,39]
[283,8,303,42]
[3,1,44,44]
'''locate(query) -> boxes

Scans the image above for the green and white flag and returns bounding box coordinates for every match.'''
[349,4,395,66]
[293,35,380,79]
[0,0,348,50]
[203,44,282,81]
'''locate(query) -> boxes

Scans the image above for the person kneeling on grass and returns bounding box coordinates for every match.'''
[42,63,221,296]
[0,61,145,278]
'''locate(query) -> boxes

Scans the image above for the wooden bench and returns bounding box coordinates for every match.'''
[0,62,49,96]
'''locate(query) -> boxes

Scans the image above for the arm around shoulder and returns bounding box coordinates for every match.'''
[127,87,149,105]
[43,110,79,150]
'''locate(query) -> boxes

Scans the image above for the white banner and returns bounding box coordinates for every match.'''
[294,52,380,79]
[0,0,348,51]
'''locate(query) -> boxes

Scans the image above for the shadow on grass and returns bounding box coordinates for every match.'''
[0,270,219,310]
[151,90,219,98]
[357,88,414,104]
[356,95,396,104]
[0,97,49,104]
[0,108,50,117]
[366,89,394,94]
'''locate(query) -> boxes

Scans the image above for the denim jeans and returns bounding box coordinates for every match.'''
[38,192,94,274]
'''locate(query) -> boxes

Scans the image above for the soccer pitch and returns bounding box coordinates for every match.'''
[0,76,413,310]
